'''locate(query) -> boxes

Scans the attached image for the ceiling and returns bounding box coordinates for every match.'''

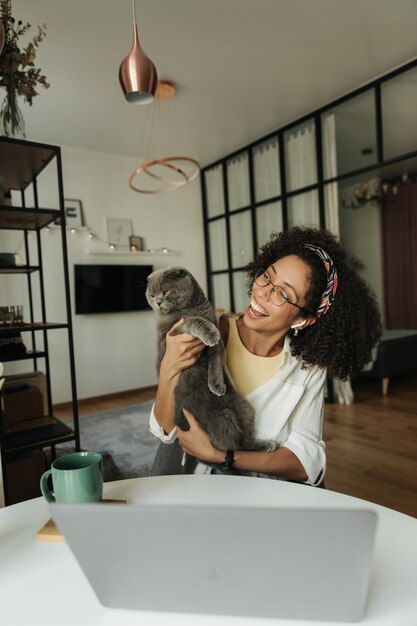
[11,0,417,168]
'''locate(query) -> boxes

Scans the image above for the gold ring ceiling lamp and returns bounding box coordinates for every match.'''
[129,156,201,194]
[129,81,200,194]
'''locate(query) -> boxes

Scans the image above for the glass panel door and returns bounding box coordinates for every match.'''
[211,273,231,311]
[253,137,281,202]
[284,120,317,192]
[204,165,225,217]
[287,191,320,228]
[321,90,377,179]
[227,151,250,210]
[382,66,417,160]
[230,210,253,268]
[256,201,283,247]
[232,271,249,314]
[208,218,228,271]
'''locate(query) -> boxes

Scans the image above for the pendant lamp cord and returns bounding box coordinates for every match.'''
[132,0,136,25]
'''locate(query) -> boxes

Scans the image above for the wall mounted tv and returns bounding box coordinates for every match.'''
[74,264,153,314]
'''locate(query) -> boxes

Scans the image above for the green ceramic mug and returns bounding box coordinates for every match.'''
[40,451,103,503]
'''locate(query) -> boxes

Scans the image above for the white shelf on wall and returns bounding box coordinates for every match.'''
[85,249,181,257]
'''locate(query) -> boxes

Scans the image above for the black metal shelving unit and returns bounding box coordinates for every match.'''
[0,136,80,506]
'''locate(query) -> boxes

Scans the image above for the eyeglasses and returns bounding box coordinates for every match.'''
[254,268,313,315]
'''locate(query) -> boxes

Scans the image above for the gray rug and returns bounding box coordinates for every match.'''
[58,400,160,481]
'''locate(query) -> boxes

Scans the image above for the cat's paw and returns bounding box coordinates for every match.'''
[175,413,190,431]
[201,325,221,347]
[209,379,226,396]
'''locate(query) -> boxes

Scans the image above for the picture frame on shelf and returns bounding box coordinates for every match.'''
[107,218,133,248]
[64,199,85,228]
[129,235,144,251]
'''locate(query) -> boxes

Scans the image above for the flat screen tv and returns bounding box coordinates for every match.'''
[74,264,153,314]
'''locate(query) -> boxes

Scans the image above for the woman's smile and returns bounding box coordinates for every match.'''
[247,298,270,318]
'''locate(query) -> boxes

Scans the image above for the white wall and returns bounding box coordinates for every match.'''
[0,145,206,403]
[339,178,385,324]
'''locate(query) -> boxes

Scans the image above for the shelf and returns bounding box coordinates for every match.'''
[0,137,57,191]
[3,415,75,454]
[86,249,180,257]
[0,137,80,506]
[0,323,68,334]
[0,265,39,274]
[0,206,60,230]
[0,350,46,363]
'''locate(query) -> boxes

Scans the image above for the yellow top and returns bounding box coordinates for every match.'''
[225,317,284,396]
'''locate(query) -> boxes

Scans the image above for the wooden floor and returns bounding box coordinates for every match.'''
[324,371,417,519]
[55,373,417,518]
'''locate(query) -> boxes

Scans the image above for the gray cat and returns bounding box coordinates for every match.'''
[146,266,266,455]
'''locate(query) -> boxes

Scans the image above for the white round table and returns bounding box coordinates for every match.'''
[1,475,417,625]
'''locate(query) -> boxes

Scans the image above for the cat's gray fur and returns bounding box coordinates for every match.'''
[146,266,268,455]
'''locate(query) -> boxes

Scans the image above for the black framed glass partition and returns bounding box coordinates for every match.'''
[202,58,417,312]
[381,65,417,161]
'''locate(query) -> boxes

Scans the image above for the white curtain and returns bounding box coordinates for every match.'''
[287,191,320,228]
[286,123,317,191]
[205,165,225,218]
[322,114,340,236]
[253,138,281,202]
[286,124,320,225]
[256,201,283,245]
[322,115,353,404]
[212,274,231,311]
[227,153,250,211]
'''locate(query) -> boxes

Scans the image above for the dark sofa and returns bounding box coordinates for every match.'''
[361,329,417,395]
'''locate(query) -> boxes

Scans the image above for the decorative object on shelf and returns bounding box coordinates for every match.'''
[129,235,144,251]
[85,245,179,257]
[0,327,26,356]
[63,198,84,230]
[0,173,12,205]
[0,0,49,138]
[119,0,157,105]
[107,217,133,249]
[0,304,23,324]
[0,305,25,357]
[340,178,399,210]
[128,79,200,194]
[151,247,174,255]
[0,251,15,266]
[0,90,25,137]
[340,180,383,209]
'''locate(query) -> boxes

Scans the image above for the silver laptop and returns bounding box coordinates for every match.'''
[51,503,377,622]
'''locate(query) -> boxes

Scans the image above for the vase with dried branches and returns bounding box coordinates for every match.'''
[0,0,49,138]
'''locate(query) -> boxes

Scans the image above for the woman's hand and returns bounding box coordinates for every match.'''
[177,409,224,464]
[160,319,205,380]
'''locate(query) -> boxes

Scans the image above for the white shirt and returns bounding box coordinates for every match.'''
[149,334,327,485]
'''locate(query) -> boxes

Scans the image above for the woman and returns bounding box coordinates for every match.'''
[149,227,381,485]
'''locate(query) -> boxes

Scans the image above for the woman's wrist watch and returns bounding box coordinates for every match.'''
[221,449,235,471]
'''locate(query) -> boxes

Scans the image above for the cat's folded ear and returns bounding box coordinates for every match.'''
[169,267,188,279]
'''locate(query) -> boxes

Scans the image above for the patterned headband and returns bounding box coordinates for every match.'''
[304,244,338,318]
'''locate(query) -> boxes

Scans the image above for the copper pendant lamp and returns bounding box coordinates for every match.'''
[119,0,158,105]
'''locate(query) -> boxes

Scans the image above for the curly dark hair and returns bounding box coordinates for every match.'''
[246,227,382,380]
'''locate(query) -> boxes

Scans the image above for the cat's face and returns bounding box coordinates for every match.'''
[146,267,196,315]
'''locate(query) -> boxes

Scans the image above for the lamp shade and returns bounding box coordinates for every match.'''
[119,23,158,104]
